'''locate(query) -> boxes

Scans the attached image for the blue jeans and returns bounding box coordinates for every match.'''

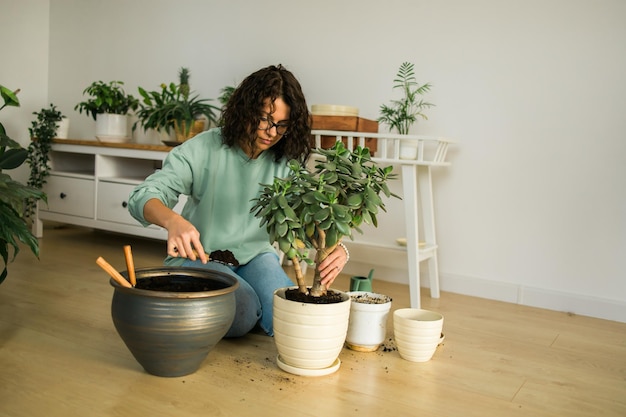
[180,251,293,337]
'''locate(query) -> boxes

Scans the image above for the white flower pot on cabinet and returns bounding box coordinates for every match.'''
[55,117,70,139]
[399,139,418,160]
[96,113,130,142]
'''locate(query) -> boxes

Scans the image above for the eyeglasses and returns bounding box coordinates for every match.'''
[258,117,289,135]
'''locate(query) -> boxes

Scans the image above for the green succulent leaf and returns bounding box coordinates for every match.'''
[313,207,330,222]
[275,221,289,237]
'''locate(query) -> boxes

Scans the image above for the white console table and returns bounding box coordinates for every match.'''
[311,131,454,308]
[33,140,183,241]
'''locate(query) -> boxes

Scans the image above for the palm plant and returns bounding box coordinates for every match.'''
[378,62,434,135]
[0,85,46,284]
[252,141,399,299]
[134,67,219,141]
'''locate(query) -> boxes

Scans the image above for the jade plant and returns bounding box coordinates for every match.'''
[25,104,64,218]
[252,141,399,298]
[0,85,46,284]
[378,61,434,134]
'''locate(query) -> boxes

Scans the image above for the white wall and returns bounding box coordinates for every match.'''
[5,0,625,322]
[0,0,51,182]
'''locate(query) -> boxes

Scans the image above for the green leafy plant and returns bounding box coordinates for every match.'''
[217,85,235,108]
[134,68,219,141]
[75,80,138,120]
[378,62,434,135]
[0,85,46,284]
[25,104,64,217]
[252,141,399,298]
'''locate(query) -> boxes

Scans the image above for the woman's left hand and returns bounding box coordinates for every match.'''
[318,243,349,289]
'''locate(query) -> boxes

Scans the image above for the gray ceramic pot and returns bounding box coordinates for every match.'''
[110,267,238,377]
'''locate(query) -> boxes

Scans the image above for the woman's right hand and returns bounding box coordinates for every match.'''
[143,198,208,263]
[165,215,208,263]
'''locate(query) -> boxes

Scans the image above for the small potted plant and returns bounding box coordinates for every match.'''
[0,85,46,284]
[134,67,219,144]
[251,141,399,375]
[25,104,65,218]
[378,62,435,159]
[75,80,138,141]
[217,85,235,109]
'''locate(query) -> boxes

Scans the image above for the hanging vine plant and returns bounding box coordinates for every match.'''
[25,104,64,218]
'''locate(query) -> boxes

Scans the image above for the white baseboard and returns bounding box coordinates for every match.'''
[342,244,626,324]
[442,272,626,324]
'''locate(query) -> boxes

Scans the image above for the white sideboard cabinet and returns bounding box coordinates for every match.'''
[34,140,184,240]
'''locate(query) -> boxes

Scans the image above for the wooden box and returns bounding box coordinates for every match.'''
[311,115,378,154]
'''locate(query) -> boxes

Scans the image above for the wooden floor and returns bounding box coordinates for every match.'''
[1,223,625,417]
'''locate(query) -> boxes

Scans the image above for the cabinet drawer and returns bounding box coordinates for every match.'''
[97,182,140,226]
[42,176,95,218]
[97,181,188,227]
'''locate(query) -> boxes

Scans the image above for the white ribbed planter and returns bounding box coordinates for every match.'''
[393,308,444,362]
[273,287,350,376]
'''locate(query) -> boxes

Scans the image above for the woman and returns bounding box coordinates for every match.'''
[129,64,349,337]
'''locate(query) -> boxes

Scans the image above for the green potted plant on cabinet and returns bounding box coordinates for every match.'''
[378,61,434,135]
[75,80,138,142]
[0,85,46,284]
[134,68,219,144]
[251,141,399,375]
[217,85,235,108]
[24,104,65,218]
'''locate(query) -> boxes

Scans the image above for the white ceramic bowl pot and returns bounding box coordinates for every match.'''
[345,291,392,352]
[393,308,444,362]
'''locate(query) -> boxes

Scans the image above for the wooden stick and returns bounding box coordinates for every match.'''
[192,249,211,261]
[96,256,132,288]
[123,245,137,287]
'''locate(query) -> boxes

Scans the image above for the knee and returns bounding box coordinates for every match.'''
[224,282,262,338]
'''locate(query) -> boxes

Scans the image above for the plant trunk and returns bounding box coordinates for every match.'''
[290,255,307,294]
[309,243,337,297]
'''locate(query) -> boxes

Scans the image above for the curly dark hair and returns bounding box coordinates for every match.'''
[220,64,311,163]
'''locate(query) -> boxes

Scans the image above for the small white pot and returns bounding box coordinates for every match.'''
[96,113,130,142]
[393,308,444,362]
[399,139,419,160]
[55,117,70,139]
[345,291,392,352]
[273,287,350,376]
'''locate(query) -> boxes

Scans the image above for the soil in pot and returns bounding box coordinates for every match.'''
[135,275,230,292]
[285,288,344,304]
[350,293,392,304]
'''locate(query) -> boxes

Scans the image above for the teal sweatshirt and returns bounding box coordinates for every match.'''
[128,128,291,265]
